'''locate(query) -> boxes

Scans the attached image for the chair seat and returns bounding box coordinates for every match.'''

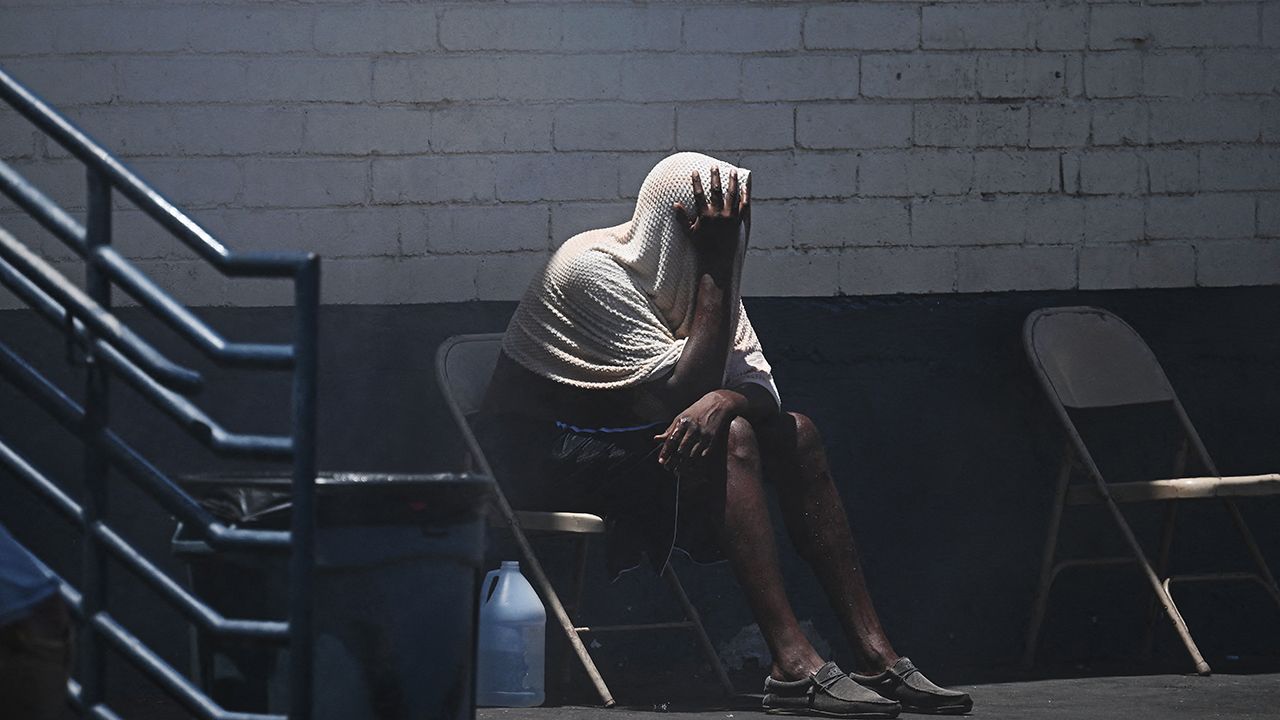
[492,510,606,534]
[1067,473,1280,505]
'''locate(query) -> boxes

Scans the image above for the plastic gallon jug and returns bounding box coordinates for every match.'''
[476,560,546,707]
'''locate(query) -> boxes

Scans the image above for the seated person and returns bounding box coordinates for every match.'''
[476,152,973,717]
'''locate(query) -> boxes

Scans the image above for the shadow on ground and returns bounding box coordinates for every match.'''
[481,666,1280,719]
[463,647,1280,718]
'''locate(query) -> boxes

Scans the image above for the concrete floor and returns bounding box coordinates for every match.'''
[477,672,1280,720]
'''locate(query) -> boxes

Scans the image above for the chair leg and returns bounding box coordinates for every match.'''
[559,536,592,691]
[499,497,616,706]
[1221,499,1280,611]
[1022,452,1072,669]
[1102,497,1211,676]
[569,536,590,612]
[662,565,735,697]
[1142,501,1180,658]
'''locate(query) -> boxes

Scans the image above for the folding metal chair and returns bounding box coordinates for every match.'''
[1022,306,1280,675]
[436,333,735,707]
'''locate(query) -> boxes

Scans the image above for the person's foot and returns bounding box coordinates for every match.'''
[850,657,972,715]
[763,661,901,718]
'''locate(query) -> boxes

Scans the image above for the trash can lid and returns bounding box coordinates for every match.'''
[179,472,493,526]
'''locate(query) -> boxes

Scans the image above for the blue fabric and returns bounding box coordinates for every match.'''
[553,419,664,434]
[0,522,58,626]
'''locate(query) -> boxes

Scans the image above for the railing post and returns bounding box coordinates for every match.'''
[80,166,112,710]
[288,255,319,720]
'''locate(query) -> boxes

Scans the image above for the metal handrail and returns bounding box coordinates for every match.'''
[0,253,292,458]
[0,152,296,371]
[0,435,288,643]
[56,580,288,720]
[0,226,204,392]
[0,62,319,719]
[0,68,298,277]
[0,338,292,551]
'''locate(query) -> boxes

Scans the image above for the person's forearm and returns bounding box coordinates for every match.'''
[704,384,778,424]
[661,252,738,411]
[724,382,779,422]
[645,165,749,417]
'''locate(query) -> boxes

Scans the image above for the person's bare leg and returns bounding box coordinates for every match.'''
[685,416,824,681]
[754,411,899,674]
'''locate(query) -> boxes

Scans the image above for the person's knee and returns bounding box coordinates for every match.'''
[756,411,823,455]
[726,415,760,466]
[788,411,824,455]
[761,412,832,494]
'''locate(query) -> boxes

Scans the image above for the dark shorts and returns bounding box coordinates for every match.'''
[472,412,724,580]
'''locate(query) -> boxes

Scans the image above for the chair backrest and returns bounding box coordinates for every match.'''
[436,333,504,418]
[1023,306,1176,410]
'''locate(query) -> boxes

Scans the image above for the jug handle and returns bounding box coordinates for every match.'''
[481,568,501,606]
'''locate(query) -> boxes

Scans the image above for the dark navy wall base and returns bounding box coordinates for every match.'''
[3,285,1279,697]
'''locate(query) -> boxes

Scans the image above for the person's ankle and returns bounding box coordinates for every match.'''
[770,654,826,682]
[854,649,901,676]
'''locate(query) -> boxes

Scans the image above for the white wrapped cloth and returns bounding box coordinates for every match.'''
[502,152,780,409]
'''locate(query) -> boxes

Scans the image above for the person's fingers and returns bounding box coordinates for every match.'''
[674,416,698,458]
[709,167,723,210]
[664,427,687,467]
[676,423,700,460]
[675,431,701,464]
[660,421,688,466]
[687,434,709,461]
[726,171,739,215]
[653,428,670,444]
[654,416,678,444]
[690,171,708,215]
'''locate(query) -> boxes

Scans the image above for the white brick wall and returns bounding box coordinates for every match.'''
[0,0,1277,308]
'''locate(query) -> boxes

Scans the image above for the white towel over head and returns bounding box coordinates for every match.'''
[502,151,780,409]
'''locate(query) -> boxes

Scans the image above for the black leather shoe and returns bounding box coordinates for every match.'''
[850,658,972,715]
[763,661,902,718]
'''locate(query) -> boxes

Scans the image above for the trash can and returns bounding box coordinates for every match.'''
[172,472,493,720]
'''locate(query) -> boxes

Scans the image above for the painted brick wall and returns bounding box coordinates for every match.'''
[0,0,1276,307]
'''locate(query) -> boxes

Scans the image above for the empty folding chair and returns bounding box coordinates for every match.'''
[1022,306,1280,675]
[436,333,735,707]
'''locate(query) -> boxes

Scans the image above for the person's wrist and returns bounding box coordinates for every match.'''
[710,388,749,416]
[693,243,736,266]
[694,248,736,286]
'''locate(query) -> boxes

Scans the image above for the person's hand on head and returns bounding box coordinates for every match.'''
[673,167,749,258]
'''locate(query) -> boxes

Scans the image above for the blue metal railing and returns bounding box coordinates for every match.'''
[0,65,318,720]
